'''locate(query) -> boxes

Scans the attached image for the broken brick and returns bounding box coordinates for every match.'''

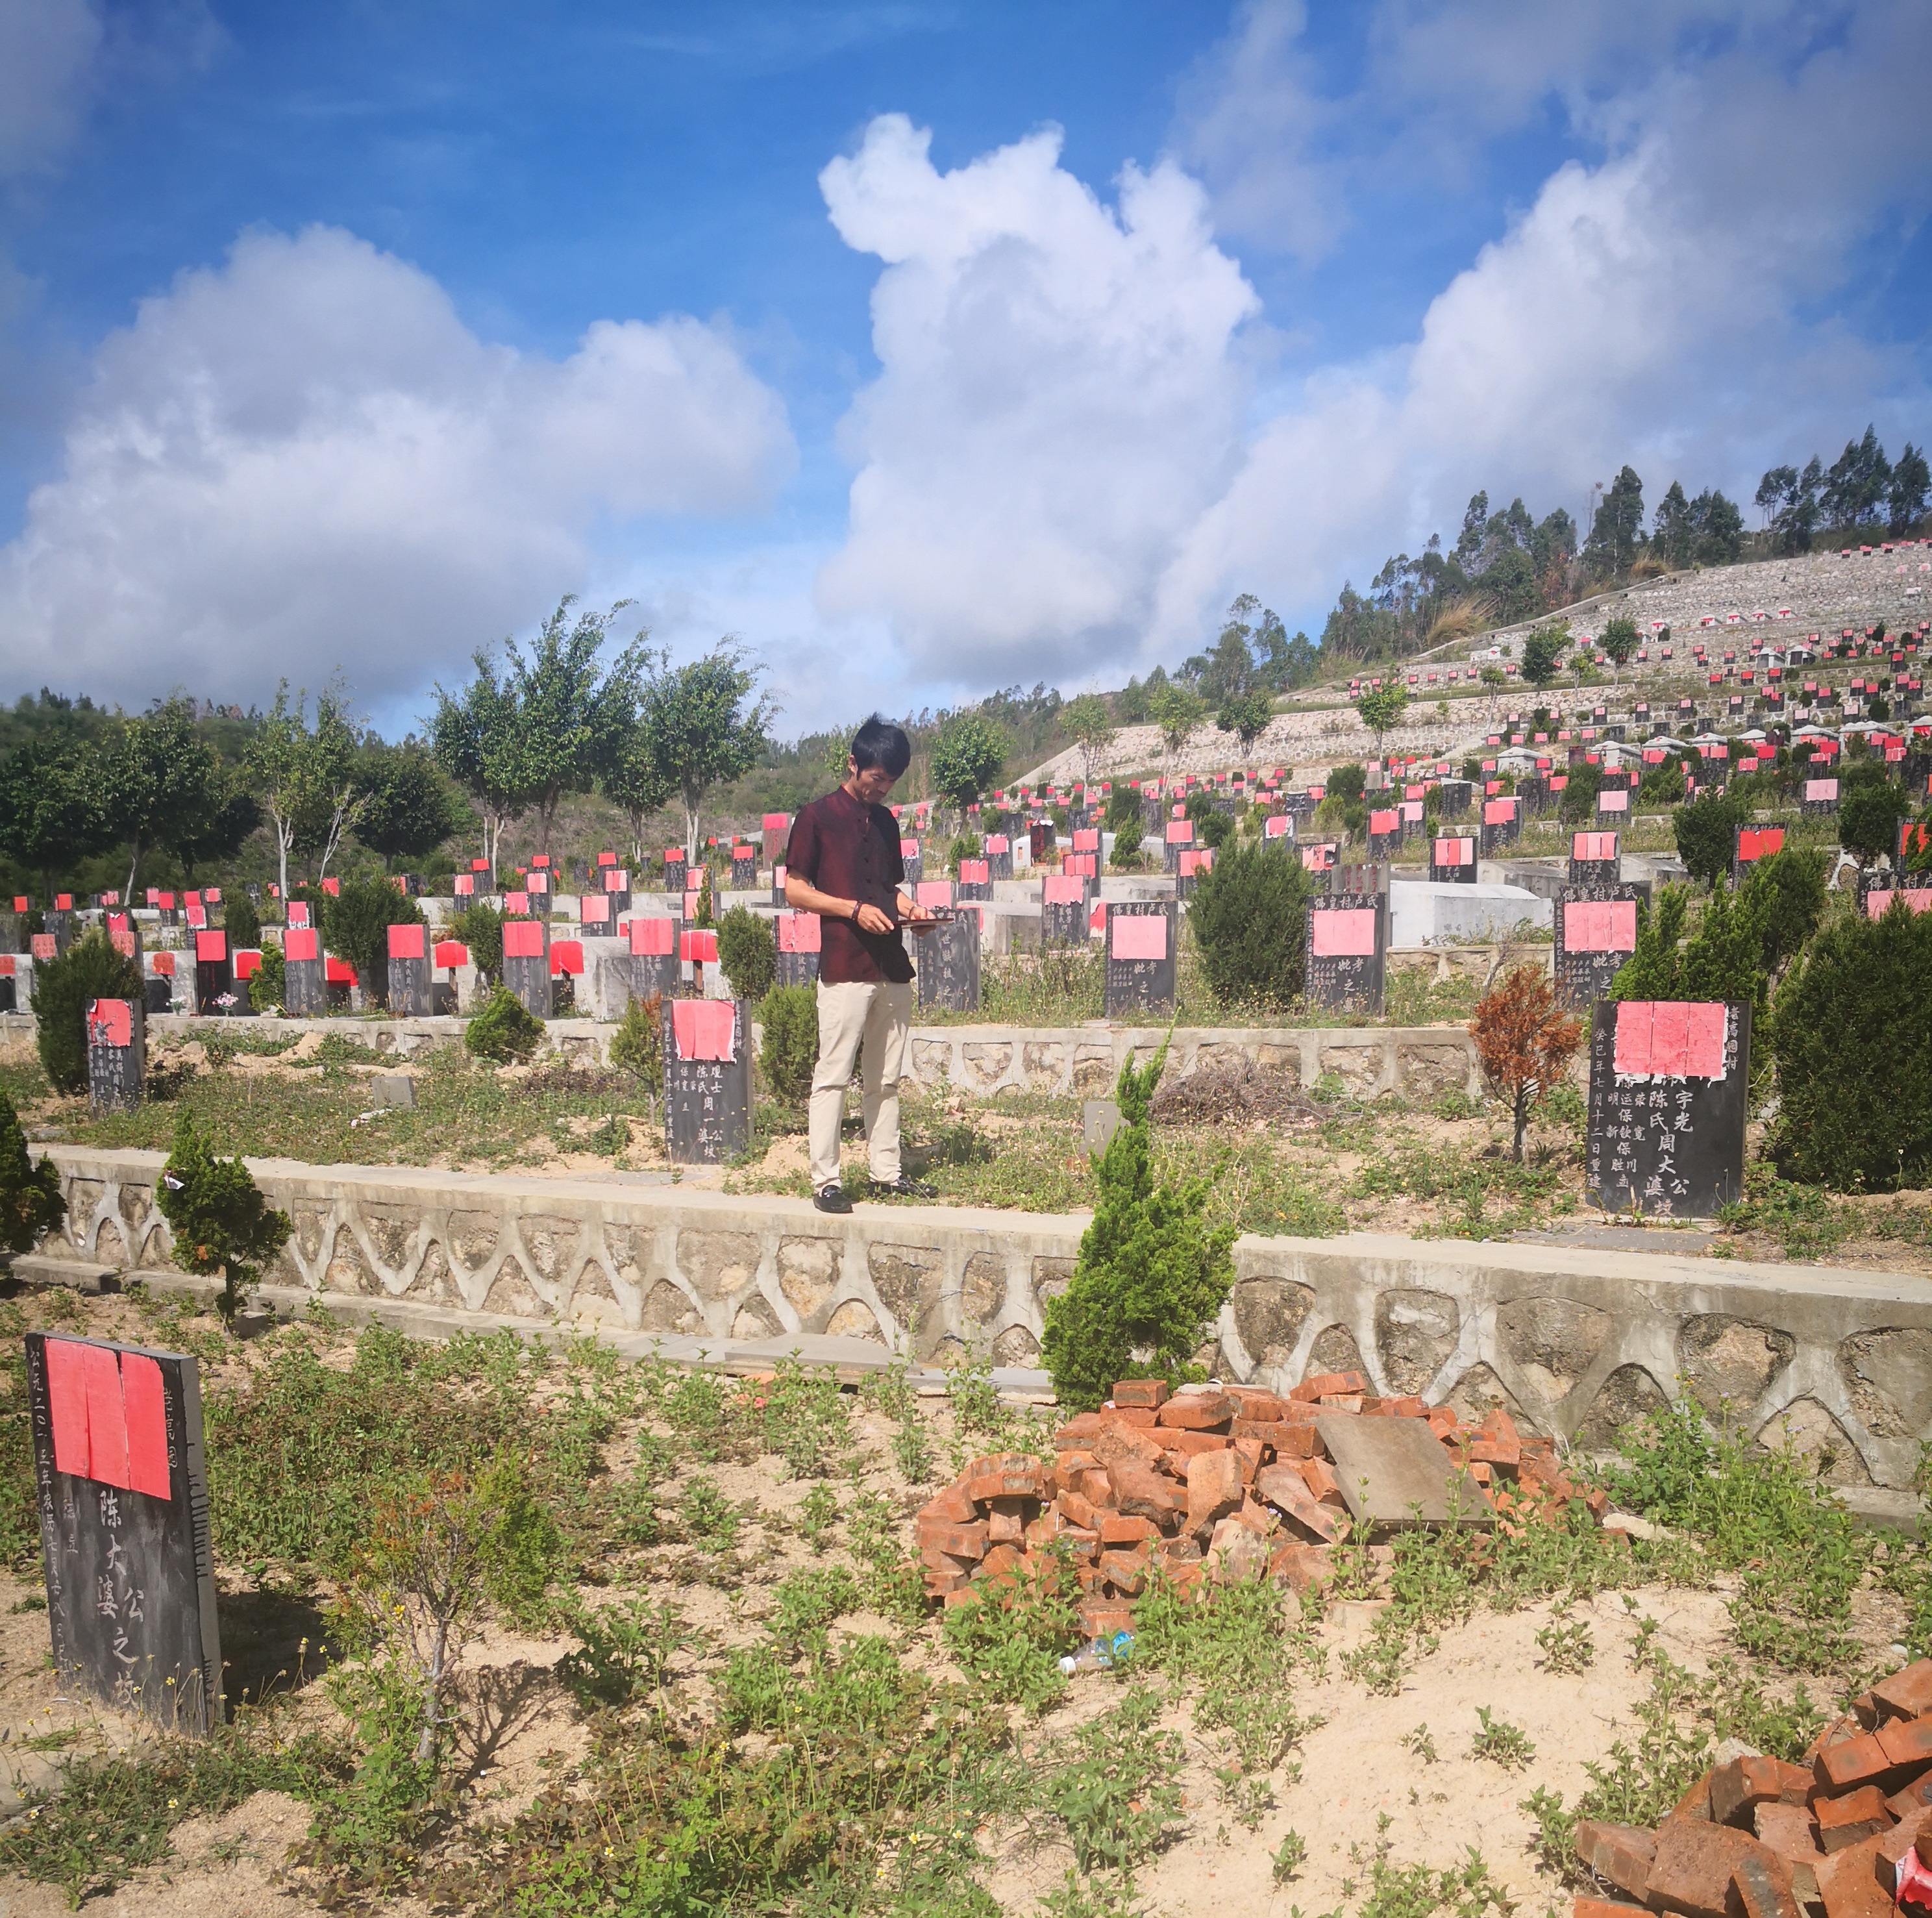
[1255,1462,1346,1545]
[1642,1819,1772,1918]
[1107,1460,1182,1524]
[1078,1599,1135,1638]
[1875,1663,1932,1725]
[1058,1489,1099,1532]
[1207,1514,1268,1583]
[1157,1429,1235,1458]
[1290,1369,1367,1401]
[986,1508,1024,1545]
[1814,1785,1891,1852]
[1813,1834,1891,1918]
[1224,1387,1289,1421]
[1268,1541,1333,1594]
[1575,1820,1657,1896]
[1185,1447,1243,1537]
[964,1465,1043,1504]
[1232,1436,1264,1484]
[1877,1715,1932,1770]
[916,1521,987,1560]
[1098,1512,1158,1546]
[1885,1773,1932,1823]
[1576,1902,1647,1918]
[1877,1807,1932,1889]
[1156,1391,1236,1430]
[1262,1421,1320,1460]
[1112,1378,1169,1409]
[1319,1393,1366,1412]
[1815,1733,1896,1795]
[977,1542,1021,1580]
[920,1484,978,1525]
[1753,1803,1824,1893]
[1099,1547,1150,1595]
[1728,1847,1803,1918]
[1713,1756,1807,1828]
[1299,1457,1346,1508]
[1368,1395,1430,1418]
[1109,1405,1158,1428]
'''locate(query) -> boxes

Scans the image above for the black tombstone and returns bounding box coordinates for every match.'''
[85,997,144,1110]
[626,914,680,1005]
[1366,806,1403,860]
[774,910,822,988]
[25,1334,222,1733]
[1304,891,1387,1015]
[985,835,1013,882]
[0,959,17,1013]
[503,917,553,1019]
[1428,834,1478,884]
[1040,874,1093,949]
[663,851,687,897]
[771,861,789,909]
[1161,823,1193,874]
[282,927,325,1017]
[662,999,752,1165]
[386,922,430,1016]
[956,858,991,903]
[42,911,73,956]
[1567,830,1620,886]
[730,845,758,890]
[1479,797,1521,856]
[1585,999,1750,1216]
[900,838,924,888]
[577,892,617,940]
[1437,778,1473,819]
[1800,776,1840,817]
[1554,884,1643,1007]
[915,910,980,1013]
[1103,901,1176,1017]
[192,931,234,1015]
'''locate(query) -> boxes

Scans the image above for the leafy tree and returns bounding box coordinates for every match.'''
[1598,617,1638,682]
[1355,684,1409,755]
[1890,443,1931,538]
[1217,688,1275,754]
[322,875,427,1010]
[715,904,776,1001]
[491,597,631,857]
[168,771,259,882]
[1520,624,1568,690]
[1148,683,1206,776]
[223,890,262,951]
[245,680,364,901]
[1692,489,1744,564]
[1187,840,1310,1008]
[100,699,223,901]
[1768,900,1932,1191]
[156,1110,293,1321]
[1559,762,1602,825]
[928,710,1008,810]
[430,650,530,884]
[29,930,143,1095]
[629,641,774,858]
[449,901,504,988]
[0,734,112,901]
[1671,788,1748,888]
[1839,769,1909,867]
[1116,676,1151,725]
[1468,965,1583,1162]
[1059,692,1117,786]
[1757,457,1824,555]
[1746,846,1827,977]
[353,741,461,867]
[1041,1042,1236,1412]
[1822,425,1891,529]
[0,1089,64,1254]
[1582,466,1646,578]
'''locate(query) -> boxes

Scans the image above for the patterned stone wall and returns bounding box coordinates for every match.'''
[38,1149,1931,1490]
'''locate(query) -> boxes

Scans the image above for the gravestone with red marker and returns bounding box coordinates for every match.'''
[1429,834,1478,884]
[1554,885,1642,1006]
[39,910,72,957]
[1517,775,1549,819]
[663,849,687,896]
[1103,901,1175,1017]
[599,866,632,917]
[1176,846,1215,899]
[985,834,1013,882]
[1480,795,1522,856]
[899,838,923,888]
[1437,779,1472,819]
[578,891,615,939]
[1366,806,1402,860]
[1262,813,1294,846]
[730,843,758,890]
[771,860,788,909]
[1569,830,1620,886]
[1596,784,1631,824]
[85,997,144,1110]
[25,1333,221,1733]
[1041,873,1093,947]
[387,922,430,1015]
[662,999,750,1165]
[915,910,980,1013]
[1586,1000,1750,1215]
[956,857,991,903]
[0,953,20,1013]
[762,812,791,866]
[1304,891,1387,1014]
[282,928,325,1015]
[1300,841,1338,881]
[453,873,476,903]
[1161,819,1194,874]
[106,912,143,967]
[193,931,234,1015]
[773,910,821,988]
[1858,872,1932,919]
[503,916,552,1018]
[627,914,679,1003]
[1733,825,1785,882]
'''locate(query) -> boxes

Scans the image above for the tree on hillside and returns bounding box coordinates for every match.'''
[632,641,774,860]
[169,771,259,882]
[430,651,530,884]
[1823,426,1892,529]
[1060,692,1117,786]
[245,680,364,899]
[1891,444,1931,537]
[1355,685,1409,756]
[1653,482,1696,569]
[100,699,223,900]
[1521,624,1568,690]
[1148,682,1206,778]
[595,657,677,869]
[1672,788,1748,890]
[1582,466,1645,578]
[1469,964,1583,1163]
[1598,617,1638,682]
[928,710,1008,810]
[1756,458,1824,554]
[0,735,111,901]
[353,740,462,867]
[1217,688,1275,755]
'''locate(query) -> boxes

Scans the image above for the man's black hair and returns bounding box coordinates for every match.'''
[850,714,912,778]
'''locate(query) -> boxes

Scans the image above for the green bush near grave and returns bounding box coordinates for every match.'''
[0,1088,64,1255]
[1768,897,1932,1192]
[1559,763,1602,825]
[758,984,818,1104]
[1671,789,1748,889]
[464,985,544,1064]
[1839,764,1911,866]
[449,901,504,987]
[222,890,262,951]
[29,929,144,1095]
[1187,837,1311,1010]
[608,993,664,1096]
[1108,819,1145,869]
[156,1108,293,1320]
[249,942,285,1013]
[321,877,426,1011]
[716,904,776,1002]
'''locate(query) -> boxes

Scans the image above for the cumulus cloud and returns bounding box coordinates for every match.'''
[0,224,795,706]
[813,114,1257,684]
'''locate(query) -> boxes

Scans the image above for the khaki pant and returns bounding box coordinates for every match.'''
[809,979,913,1189]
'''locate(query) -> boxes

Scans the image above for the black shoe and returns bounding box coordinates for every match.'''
[869,1175,936,1199]
[813,1183,853,1214]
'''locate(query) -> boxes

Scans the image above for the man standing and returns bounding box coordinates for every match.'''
[784,716,939,1213]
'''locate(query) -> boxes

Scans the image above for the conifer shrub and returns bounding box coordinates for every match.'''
[465,985,544,1063]
[1611,884,1766,1013]
[249,943,285,1014]
[30,930,144,1095]
[1108,819,1145,869]
[449,901,504,987]
[221,891,262,951]
[1187,838,1311,1009]
[1839,766,1910,866]
[716,905,775,1002]
[608,992,664,1097]
[156,1110,294,1320]
[1559,763,1602,825]
[1671,789,1748,889]
[1041,1042,1236,1412]
[0,1089,64,1254]
[322,877,427,1010]
[758,985,818,1104]
[1768,899,1932,1191]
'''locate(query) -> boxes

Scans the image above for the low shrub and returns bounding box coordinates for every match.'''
[221,890,262,951]
[1187,838,1310,1009]
[465,986,545,1063]
[1839,764,1911,866]
[1108,818,1145,869]
[1559,763,1602,825]
[716,904,775,1001]
[322,877,426,1010]
[1768,897,1932,1191]
[608,993,664,1095]
[944,832,980,874]
[759,984,818,1103]
[0,1089,64,1254]
[29,930,144,1094]
[1671,790,1748,888]
[248,943,285,1013]
[156,1109,294,1319]
[448,901,503,986]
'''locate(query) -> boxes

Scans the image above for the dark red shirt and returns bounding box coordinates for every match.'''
[785,786,911,985]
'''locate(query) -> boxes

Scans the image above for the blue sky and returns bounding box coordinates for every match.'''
[1,1,1927,739]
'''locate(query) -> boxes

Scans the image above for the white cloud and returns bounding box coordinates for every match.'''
[813,114,1259,684]
[0,224,796,707]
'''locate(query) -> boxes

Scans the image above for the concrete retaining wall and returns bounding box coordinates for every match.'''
[33,1148,1932,1491]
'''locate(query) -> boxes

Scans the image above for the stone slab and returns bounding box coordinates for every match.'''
[1315,1412,1493,1528]
[8,1251,119,1293]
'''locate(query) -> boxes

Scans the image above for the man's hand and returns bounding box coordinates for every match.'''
[898,896,938,934]
[853,902,896,935]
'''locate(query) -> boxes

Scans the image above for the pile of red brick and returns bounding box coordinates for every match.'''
[1574,1660,1932,1918]
[917,1372,1604,1638]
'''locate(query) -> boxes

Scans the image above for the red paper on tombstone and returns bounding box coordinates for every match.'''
[777,912,821,953]
[504,891,529,915]
[195,931,226,962]
[1599,789,1629,812]
[1483,799,1513,825]
[986,835,1009,853]
[1368,808,1399,834]
[549,940,584,977]
[959,859,989,884]
[1565,900,1637,953]
[916,880,953,908]
[671,998,736,1061]
[1866,888,1932,919]
[580,894,611,924]
[1615,1000,1726,1077]
[31,934,56,960]
[1072,828,1099,852]
[1433,837,1470,864]
[1264,815,1291,839]
[388,923,427,960]
[1043,875,1084,903]
[602,868,626,892]
[629,916,676,956]
[503,919,546,958]
[1164,821,1192,843]
[1311,908,1377,958]
[82,1343,130,1491]
[1110,913,1167,960]
[86,999,132,1047]
[284,928,319,963]
[433,940,469,968]
[119,1352,170,1499]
